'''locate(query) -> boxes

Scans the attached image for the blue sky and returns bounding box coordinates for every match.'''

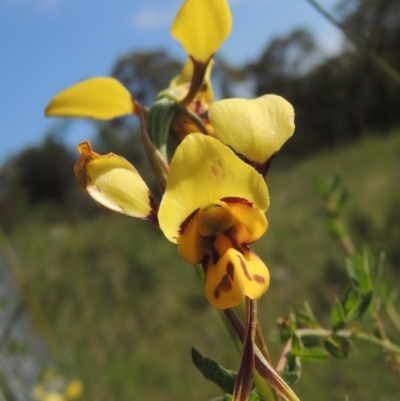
[0,0,341,163]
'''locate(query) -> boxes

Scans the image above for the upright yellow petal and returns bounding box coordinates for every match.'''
[45,77,134,120]
[158,134,269,243]
[171,0,232,62]
[75,141,156,221]
[209,95,295,164]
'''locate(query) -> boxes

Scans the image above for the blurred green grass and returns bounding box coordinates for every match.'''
[6,131,400,401]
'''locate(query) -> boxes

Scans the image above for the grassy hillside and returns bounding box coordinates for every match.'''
[4,131,400,401]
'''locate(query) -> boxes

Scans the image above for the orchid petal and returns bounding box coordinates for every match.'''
[171,0,232,63]
[75,141,156,221]
[45,77,133,120]
[209,95,295,164]
[158,134,269,243]
[204,242,270,309]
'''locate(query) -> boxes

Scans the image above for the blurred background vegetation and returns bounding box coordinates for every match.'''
[1,0,400,400]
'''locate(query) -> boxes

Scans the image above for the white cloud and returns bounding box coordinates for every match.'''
[131,7,175,29]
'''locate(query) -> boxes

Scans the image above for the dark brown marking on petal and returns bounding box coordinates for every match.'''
[220,197,252,207]
[237,255,251,280]
[253,274,265,284]
[178,208,199,235]
[214,274,232,299]
[146,192,160,228]
[226,262,234,280]
[209,237,220,265]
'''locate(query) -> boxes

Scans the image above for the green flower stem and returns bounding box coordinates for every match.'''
[179,107,212,136]
[295,328,400,355]
[303,0,400,86]
[386,303,400,333]
[192,264,277,401]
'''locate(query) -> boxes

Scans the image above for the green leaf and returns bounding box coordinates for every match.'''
[343,287,361,317]
[277,316,296,342]
[348,253,372,295]
[296,311,319,329]
[347,291,373,323]
[314,175,340,198]
[324,336,352,359]
[191,348,236,394]
[295,348,329,362]
[248,391,260,401]
[282,353,301,385]
[290,335,302,354]
[335,188,348,213]
[331,298,346,331]
[325,219,345,239]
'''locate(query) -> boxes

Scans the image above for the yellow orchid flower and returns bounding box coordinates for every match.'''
[158,134,270,309]
[171,0,232,64]
[72,133,269,309]
[45,77,135,120]
[209,95,295,174]
[74,141,158,225]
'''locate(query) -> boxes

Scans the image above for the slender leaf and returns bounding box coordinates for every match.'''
[295,348,329,362]
[324,336,352,359]
[191,348,236,394]
[331,298,346,331]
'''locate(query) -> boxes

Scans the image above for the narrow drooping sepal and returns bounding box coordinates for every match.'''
[45,77,134,120]
[209,95,295,170]
[232,298,256,401]
[75,141,158,225]
[171,0,232,63]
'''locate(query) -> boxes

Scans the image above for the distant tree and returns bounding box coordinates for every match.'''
[0,136,94,229]
[246,0,400,157]
[111,49,183,106]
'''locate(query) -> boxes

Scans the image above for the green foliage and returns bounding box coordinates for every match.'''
[191,348,237,394]
[3,132,400,401]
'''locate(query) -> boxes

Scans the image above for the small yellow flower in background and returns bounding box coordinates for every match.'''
[158,134,270,309]
[209,95,295,174]
[32,375,83,401]
[64,380,84,400]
